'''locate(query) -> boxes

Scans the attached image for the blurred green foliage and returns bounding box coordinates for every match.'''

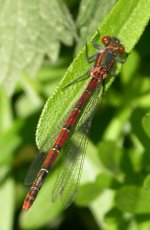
[0,0,150,229]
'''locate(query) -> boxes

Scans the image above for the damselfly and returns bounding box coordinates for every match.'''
[23,34,126,211]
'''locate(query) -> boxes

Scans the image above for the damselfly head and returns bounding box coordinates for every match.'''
[102,35,125,54]
[101,35,110,46]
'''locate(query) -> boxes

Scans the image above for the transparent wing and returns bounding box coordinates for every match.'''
[51,83,101,208]
[24,151,47,186]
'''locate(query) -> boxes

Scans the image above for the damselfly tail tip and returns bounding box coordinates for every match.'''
[22,201,31,211]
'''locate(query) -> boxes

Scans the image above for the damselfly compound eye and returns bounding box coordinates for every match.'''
[119,44,125,54]
[101,35,110,45]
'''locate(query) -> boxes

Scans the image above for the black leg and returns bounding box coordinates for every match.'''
[91,29,103,50]
[63,69,91,89]
[115,56,126,63]
[92,29,100,42]
[85,42,99,63]
[92,41,103,50]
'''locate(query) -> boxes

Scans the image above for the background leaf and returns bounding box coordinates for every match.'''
[142,112,150,138]
[0,167,15,230]
[0,0,76,94]
[115,186,150,214]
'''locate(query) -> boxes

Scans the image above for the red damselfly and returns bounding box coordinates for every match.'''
[23,34,126,211]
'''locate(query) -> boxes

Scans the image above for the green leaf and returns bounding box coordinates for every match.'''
[115,186,150,214]
[0,120,23,165]
[0,86,13,132]
[143,175,150,190]
[36,0,150,151]
[16,73,43,117]
[98,141,123,174]
[76,172,121,206]
[0,0,76,94]
[75,182,101,206]
[138,217,150,230]
[103,106,132,141]
[121,50,140,84]
[90,189,115,228]
[0,167,15,230]
[104,207,130,230]
[142,112,150,138]
[96,173,120,189]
